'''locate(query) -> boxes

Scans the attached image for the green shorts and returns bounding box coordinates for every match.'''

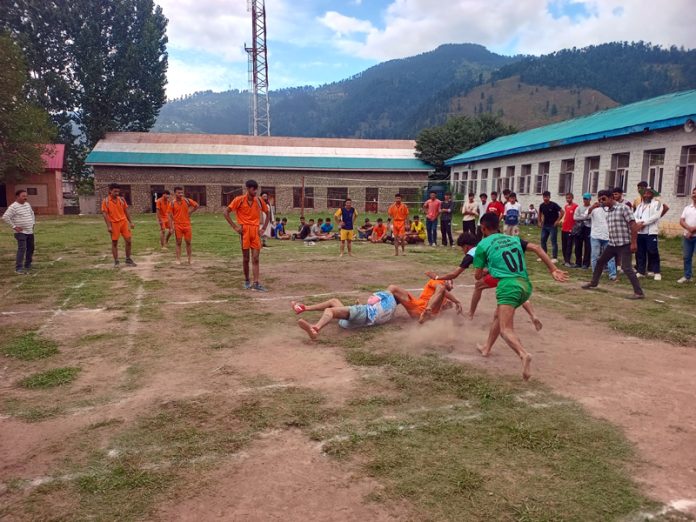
[495,277,532,308]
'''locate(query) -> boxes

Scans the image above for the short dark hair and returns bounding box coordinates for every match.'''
[612,187,624,194]
[457,232,477,247]
[637,181,648,188]
[377,218,383,222]
[282,217,287,222]
[565,192,574,197]
[364,218,370,222]
[429,191,437,195]
[491,191,498,196]
[542,191,551,197]
[163,190,170,195]
[108,183,120,191]
[468,192,475,198]
[509,192,517,198]
[480,212,500,231]
[479,193,488,198]
[345,198,352,203]
[598,189,612,199]
[326,217,331,221]
[502,188,511,196]
[395,193,402,198]
[246,179,258,189]
[15,189,27,196]
[414,215,420,219]
[445,192,452,196]
[260,191,268,197]
[174,186,183,192]
[317,218,323,223]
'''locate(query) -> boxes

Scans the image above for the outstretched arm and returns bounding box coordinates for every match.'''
[425,267,465,281]
[526,243,568,282]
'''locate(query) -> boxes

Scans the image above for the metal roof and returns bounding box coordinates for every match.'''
[42,144,65,170]
[86,151,433,172]
[445,89,696,166]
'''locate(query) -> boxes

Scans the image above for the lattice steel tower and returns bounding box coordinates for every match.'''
[245,0,271,136]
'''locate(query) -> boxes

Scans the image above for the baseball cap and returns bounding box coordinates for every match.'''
[582,192,592,200]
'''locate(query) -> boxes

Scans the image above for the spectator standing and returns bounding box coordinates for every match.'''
[503,192,521,236]
[487,191,505,221]
[561,192,579,267]
[582,189,644,299]
[678,187,696,283]
[634,187,663,280]
[440,192,454,247]
[423,191,441,246]
[573,193,592,269]
[334,199,357,257]
[525,204,538,225]
[538,191,563,263]
[476,193,490,240]
[588,196,617,280]
[3,189,36,274]
[462,192,478,236]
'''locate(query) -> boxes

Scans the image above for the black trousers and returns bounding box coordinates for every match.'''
[590,243,643,295]
[462,220,476,236]
[574,226,591,268]
[440,220,453,246]
[636,234,660,275]
[14,233,35,271]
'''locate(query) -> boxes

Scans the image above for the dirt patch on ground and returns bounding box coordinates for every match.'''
[154,430,408,521]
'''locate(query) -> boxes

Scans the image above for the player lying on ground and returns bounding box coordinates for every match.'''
[473,212,568,381]
[425,232,543,330]
[386,279,463,324]
[292,291,398,340]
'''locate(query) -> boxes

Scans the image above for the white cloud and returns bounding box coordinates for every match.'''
[165,59,246,99]
[320,0,696,60]
[318,11,375,36]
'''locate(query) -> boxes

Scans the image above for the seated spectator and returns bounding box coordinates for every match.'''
[526,204,539,226]
[406,216,426,244]
[371,218,387,243]
[275,218,291,240]
[271,217,281,238]
[291,216,311,240]
[359,218,374,240]
[321,217,334,234]
[383,217,395,244]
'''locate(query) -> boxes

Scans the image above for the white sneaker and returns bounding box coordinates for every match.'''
[647,272,655,277]
[551,258,558,264]
[653,273,662,281]
[677,277,692,283]
[636,273,644,278]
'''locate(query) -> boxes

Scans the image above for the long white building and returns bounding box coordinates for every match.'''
[446,90,696,235]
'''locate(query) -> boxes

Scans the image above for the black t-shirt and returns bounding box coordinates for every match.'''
[440,201,453,222]
[539,202,562,225]
[299,224,311,239]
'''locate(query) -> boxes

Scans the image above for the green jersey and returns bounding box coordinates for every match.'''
[473,233,529,280]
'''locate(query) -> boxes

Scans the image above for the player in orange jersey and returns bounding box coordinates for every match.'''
[388,193,409,256]
[155,190,172,249]
[101,183,136,268]
[387,278,462,324]
[224,179,271,291]
[168,186,199,265]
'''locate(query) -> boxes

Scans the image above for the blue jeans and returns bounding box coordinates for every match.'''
[540,225,558,259]
[684,236,696,280]
[426,218,438,245]
[591,237,616,278]
[14,233,35,271]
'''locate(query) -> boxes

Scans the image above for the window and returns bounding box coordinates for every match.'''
[365,187,378,212]
[469,170,478,196]
[460,172,469,195]
[119,184,132,205]
[492,167,502,193]
[293,187,314,208]
[504,166,515,191]
[606,153,629,191]
[558,159,575,194]
[184,185,206,206]
[643,150,665,193]
[519,164,531,194]
[583,156,600,194]
[327,187,348,208]
[676,145,696,196]
[27,187,38,195]
[535,163,549,194]
[221,186,243,206]
[480,169,488,194]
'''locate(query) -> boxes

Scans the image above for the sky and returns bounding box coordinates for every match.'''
[159,0,696,99]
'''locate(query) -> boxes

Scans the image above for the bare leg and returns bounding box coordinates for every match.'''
[497,304,533,381]
[419,284,446,324]
[339,240,345,257]
[296,298,345,312]
[165,230,172,245]
[393,236,399,256]
[185,239,192,264]
[111,240,119,261]
[401,237,406,254]
[386,284,411,305]
[160,229,165,247]
[175,238,182,263]
[521,301,542,331]
[125,238,132,259]
[347,240,353,256]
[477,309,500,357]
[297,306,351,340]
[468,281,488,318]
[251,249,260,283]
[242,250,250,281]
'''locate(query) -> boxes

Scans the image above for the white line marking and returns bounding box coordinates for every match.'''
[37,281,84,334]
[0,308,105,317]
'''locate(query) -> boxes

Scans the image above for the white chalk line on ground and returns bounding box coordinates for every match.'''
[37,281,84,334]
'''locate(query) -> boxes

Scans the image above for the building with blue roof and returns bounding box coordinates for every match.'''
[446,90,696,234]
[86,133,433,213]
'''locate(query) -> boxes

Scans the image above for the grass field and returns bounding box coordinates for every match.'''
[1,212,694,521]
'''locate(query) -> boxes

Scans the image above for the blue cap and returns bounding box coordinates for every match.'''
[582,192,592,200]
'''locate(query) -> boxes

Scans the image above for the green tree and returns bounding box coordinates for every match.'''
[1,0,168,192]
[0,33,56,181]
[415,114,516,172]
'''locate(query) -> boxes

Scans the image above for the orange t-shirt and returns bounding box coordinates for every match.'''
[228,195,268,226]
[101,196,128,223]
[388,203,409,223]
[372,223,386,239]
[170,198,198,225]
[418,279,445,302]
[155,197,171,221]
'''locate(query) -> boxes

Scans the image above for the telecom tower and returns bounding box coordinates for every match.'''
[245,0,271,136]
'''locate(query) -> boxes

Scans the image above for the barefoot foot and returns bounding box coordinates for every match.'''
[477,344,491,357]
[297,319,319,340]
[418,308,432,324]
[532,317,543,332]
[291,301,306,314]
[521,353,532,381]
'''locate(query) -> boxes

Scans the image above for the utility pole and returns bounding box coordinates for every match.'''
[300,175,305,219]
[245,0,271,136]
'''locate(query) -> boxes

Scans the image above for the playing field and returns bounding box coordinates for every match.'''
[1,213,695,521]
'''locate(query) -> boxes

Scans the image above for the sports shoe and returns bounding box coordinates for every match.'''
[551,258,558,264]
[581,283,597,290]
[627,294,645,300]
[636,272,644,278]
[15,269,24,275]
[647,272,655,277]
[125,258,137,267]
[653,273,662,281]
[677,277,692,283]
[244,280,252,290]
[563,262,572,268]
[251,282,268,292]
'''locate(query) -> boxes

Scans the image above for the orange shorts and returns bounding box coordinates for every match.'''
[111,220,131,241]
[175,224,192,241]
[158,218,168,231]
[401,294,444,319]
[240,224,261,250]
[393,221,406,237]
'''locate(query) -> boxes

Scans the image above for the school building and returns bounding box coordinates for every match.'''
[86,133,433,214]
[446,89,696,235]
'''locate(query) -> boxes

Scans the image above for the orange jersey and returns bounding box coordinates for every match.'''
[372,223,387,239]
[388,203,409,223]
[101,196,128,223]
[228,195,268,226]
[170,197,198,225]
[403,279,446,318]
[418,279,445,302]
[155,197,171,221]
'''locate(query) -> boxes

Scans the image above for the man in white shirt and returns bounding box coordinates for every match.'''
[634,187,663,280]
[2,189,36,274]
[588,195,617,280]
[461,192,478,236]
[678,187,696,283]
[476,193,489,240]
[503,192,522,236]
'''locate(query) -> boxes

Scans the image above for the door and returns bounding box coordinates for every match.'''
[150,185,165,213]
[365,188,378,212]
[0,184,7,208]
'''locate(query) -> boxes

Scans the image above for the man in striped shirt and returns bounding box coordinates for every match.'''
[2,189,36,274]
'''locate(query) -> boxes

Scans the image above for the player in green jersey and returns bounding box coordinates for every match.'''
[473,212,568,380]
